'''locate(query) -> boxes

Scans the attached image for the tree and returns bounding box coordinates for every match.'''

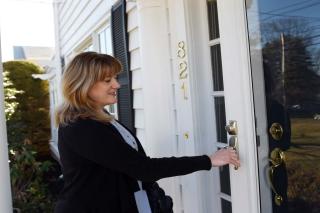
[3,61,51,158]
[261,19,320,116]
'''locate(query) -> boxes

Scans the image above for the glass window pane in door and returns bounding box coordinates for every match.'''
[221,199,232,213]
[207,0,220,40]
[214,97,227,143]
[211,45,224,91]
[246,0,320,212]
[220,165,231,195]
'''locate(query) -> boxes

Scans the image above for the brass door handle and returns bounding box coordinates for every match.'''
[225,121,239,170]
[267,148,286,206]
[229,136,239,170]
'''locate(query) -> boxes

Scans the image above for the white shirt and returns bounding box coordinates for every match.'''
[110,120,152,213]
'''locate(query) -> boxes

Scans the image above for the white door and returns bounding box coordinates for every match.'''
[181,0,261,212]
[217,0,261,212]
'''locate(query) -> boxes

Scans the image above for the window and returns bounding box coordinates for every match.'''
[83,44,94,52]
[98,27,113,54]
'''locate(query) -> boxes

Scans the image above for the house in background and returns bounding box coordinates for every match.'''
[49,0,320,213]
[13,46,54,67]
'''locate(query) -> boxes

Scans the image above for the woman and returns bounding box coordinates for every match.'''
[54,52,240,213]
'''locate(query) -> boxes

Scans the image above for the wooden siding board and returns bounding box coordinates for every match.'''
[60,0,103,47]
[127,6,138,32]
[131,68,143,89]
[126,1,136,13]
[60,0,91,36]
[133,88,143,109]
[58,0,74,23]
[60,1,110,54]
[128,27,139,51]
[129,48,140,71]
[134,109,145,129]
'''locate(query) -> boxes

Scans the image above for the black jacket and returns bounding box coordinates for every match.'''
[54,118,212,213]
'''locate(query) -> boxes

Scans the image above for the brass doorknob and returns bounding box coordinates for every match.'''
[225,120,238,135]
[269,123,283,141]
[270,148,285,167]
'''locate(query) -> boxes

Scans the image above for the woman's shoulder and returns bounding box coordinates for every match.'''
[59,117,112,134]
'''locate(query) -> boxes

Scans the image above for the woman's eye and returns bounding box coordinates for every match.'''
[105,79,111,83]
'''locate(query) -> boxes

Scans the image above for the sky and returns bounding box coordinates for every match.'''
[0,0,55,62]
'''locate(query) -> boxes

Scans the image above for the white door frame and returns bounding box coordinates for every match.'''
[217,0,261,212]
[167,0,211,212]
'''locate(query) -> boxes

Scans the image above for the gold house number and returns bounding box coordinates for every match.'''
[177,41,188,100]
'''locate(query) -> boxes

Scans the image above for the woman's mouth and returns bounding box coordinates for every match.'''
[108,92,117,97]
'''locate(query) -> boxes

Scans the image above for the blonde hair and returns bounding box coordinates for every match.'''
[55,52,122,126]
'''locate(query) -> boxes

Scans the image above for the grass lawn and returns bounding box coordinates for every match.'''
[285,118,320,213]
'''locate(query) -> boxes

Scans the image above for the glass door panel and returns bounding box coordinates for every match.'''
[246,0,320,212]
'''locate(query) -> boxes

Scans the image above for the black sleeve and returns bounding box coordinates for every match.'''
[60,119,212,182]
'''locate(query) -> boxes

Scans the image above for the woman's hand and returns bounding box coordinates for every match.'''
[209,148,240,168]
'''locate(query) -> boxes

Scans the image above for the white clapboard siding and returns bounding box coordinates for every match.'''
[133,89,143,109]
[130,48,141,70]
[126,1,147,148]
[128,27,139,51]
[131,68,143,89]
[57,0,119,56]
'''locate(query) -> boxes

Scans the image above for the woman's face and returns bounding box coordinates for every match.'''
[88,75,120,108]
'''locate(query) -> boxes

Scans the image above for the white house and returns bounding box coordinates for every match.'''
[13,46,54,68]
[46,0,320,213]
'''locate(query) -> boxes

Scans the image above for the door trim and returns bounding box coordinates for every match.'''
[167,0,205,212]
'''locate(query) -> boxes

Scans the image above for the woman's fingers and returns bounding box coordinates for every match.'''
[227,148,240,167]
[224,148,240,167]
[210,148,240,167]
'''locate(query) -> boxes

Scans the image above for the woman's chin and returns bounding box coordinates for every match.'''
[107,98,117,105]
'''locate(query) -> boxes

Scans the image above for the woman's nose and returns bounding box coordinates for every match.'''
[113,79,121,89]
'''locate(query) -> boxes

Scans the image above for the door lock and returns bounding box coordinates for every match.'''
[269,123,283,141]
[225,120,238,135]
[225,120,239,170]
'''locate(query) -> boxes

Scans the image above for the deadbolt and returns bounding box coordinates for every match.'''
[269,123,283,141]
[225,120,238,135]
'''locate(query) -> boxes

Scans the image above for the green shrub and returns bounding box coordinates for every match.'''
[9,142,54,213]
[3,61,51,157]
